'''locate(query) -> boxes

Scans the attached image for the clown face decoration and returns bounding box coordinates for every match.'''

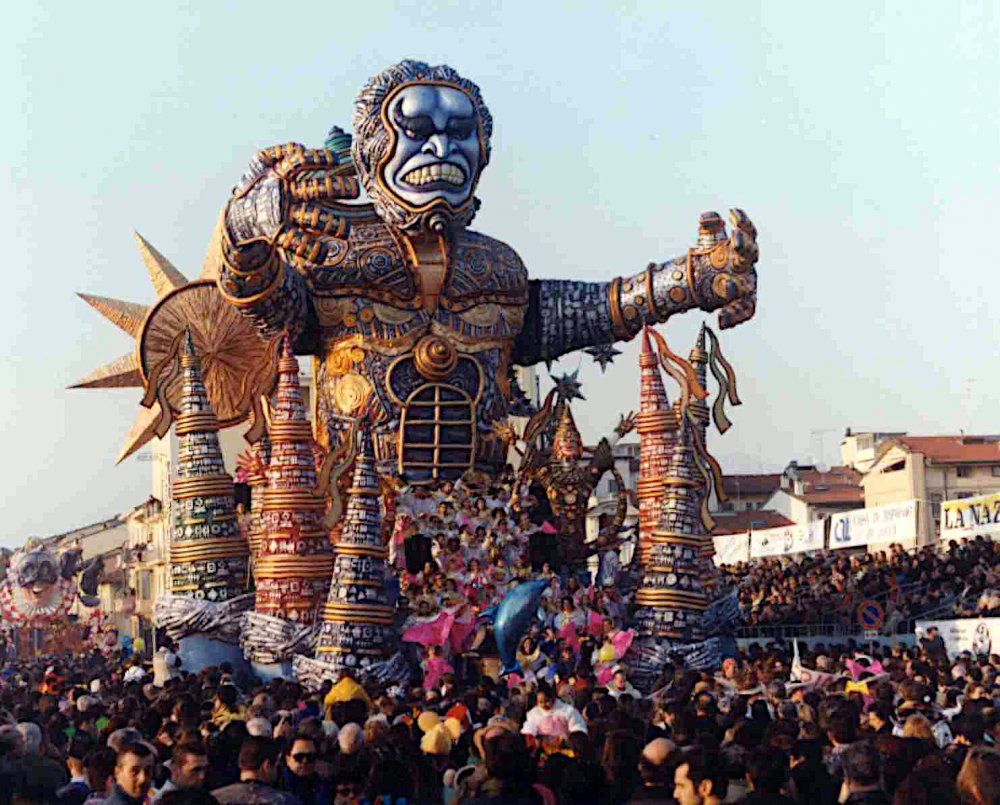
[0,545,98,626]
[14,548,61,606]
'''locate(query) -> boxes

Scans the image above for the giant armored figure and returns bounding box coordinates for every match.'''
[218,60,758,482]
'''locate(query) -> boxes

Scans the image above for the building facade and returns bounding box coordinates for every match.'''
[763,462,864,524]
[862,435,1000,545]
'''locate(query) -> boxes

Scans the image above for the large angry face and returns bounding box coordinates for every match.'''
[382,84,481,213]
[353,60,492,235]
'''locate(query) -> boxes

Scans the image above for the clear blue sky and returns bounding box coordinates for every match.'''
[2,2,998,546]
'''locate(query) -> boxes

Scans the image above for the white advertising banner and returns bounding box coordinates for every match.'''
[830,500,917,550]
[914,617,1000,659]
[940,492,1000,542]
[749,522,825,559]
[713,533,750,565]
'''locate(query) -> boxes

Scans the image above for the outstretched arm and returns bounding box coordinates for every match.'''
[513,210,757,366]
[216,143,359,339]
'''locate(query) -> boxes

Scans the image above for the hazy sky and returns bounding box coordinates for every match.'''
[2,2,998,547]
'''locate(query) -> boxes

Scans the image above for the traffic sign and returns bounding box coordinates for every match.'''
[857,600,884,631]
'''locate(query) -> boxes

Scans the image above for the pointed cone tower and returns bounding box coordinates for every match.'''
[688,325,719,593]
[255,337,333,625]
[315,421,393,673]
[688,325,709,446]
[634,418,708,642]
[169,330,249,601]
[636,327,678,563]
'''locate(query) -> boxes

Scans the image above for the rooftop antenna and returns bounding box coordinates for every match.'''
[963,378,975,435]
[810,428,837,467]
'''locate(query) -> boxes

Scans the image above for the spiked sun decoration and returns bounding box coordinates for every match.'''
[72,232,277,463]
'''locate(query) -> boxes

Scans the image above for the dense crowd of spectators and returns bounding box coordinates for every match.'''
[389,474,633,690]
[721,537,1000,632]
[5,629,1000,803]
[6,476,1000,803]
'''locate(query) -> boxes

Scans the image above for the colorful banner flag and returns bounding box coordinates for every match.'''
[940,492,1000,541]
[749,522,824,559]
[712,532,750,565]
[830,500,917,550]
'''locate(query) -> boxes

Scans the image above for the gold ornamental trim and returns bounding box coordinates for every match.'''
[316,646,385,656]
[172,475,234,499]
[637,478,668,496]
[635,411,675,433]
[171,544,248,563]
[608,277,629,339]
[334,545,388,559]
[171,537,247,552]
[175,412,221,435]
[255,555,333,568]
[323,603,393,616]
[661,476,699,488]
[647,532,704,548]
[329,578,383,588]
[261,489,326,511]
[269,420,314,441]
[320,615,393,626]
[345,486,379,497]
[635,590,707,606]
[323,609,394,625]
[255,559,333,578]
[414,335,458,381]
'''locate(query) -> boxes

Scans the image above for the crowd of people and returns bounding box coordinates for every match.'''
[390,475,634,692]
[721,537,1000,632]
[5,627,1000,804]
[7,470,1000,803]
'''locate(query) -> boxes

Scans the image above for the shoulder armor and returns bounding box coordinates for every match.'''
[304,220,419,307]
[444,230,529,311]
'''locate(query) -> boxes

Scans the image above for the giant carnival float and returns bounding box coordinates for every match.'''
[72,60,760,688]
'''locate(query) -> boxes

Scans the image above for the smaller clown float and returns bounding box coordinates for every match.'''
[0,543,102,656]
[71,59,760,686]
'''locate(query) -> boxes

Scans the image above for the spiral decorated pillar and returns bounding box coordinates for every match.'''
[636,327,677,564]
[688,325,717,591]
[254,337,333,624]
[169,331,249,601]
[634,420,707,646]
[314,422,393,675]
[152,331,252,676]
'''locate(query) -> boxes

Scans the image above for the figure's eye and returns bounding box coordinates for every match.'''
[400,117,435,140]
[447,120,475,139]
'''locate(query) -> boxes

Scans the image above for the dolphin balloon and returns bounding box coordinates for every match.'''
[479,579,550,676]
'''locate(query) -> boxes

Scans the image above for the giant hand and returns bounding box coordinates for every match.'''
[514,207,759,366]
[689,209,758,330]
[218,144,359,324]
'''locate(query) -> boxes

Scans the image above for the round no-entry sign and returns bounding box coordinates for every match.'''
[857,600,884,631]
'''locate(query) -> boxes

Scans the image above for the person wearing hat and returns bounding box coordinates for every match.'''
[421,722,454,757]
[607,666,640,700]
